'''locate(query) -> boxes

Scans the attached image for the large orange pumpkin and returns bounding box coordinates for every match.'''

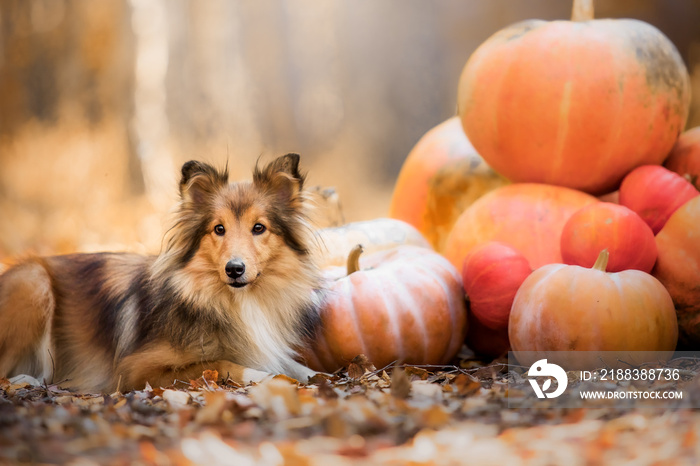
[301,245,467,372]
[443,183,598,272]
[388,117,508,251]
[653,196,700,348]
[458,0,690,195]
[510,250,678,368]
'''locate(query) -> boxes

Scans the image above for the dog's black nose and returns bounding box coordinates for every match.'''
[225,259,246,278]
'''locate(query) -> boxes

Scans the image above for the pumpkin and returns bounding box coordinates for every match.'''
[664,126,700,191]
[457,0,690,195]
[653,196,700,348]
[305,186,345,228]
[465,311,510,359]
[597,191,619,204]
[509,250,678,369]
[301,245,467,372]
[560,202,657,273]
[443,183,598,272]
[619,165,699,234]
[388,117,508,252]
[462,241,531,331]
[313,218,430,268]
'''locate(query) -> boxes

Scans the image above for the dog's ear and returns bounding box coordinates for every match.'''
[179,160,228,204]
[253,153,305,204]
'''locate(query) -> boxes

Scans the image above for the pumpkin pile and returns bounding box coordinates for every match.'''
[306,0,700,371]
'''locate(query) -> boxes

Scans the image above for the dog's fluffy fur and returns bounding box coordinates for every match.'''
[0,154,324,392]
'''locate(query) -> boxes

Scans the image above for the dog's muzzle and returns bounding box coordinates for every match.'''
[225,259,249,288]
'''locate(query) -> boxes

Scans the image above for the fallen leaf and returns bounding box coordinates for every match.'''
[377,371,392,389]
[325,412,353,438]
[249,378,301,419]
[0,377,11,390]
[348,354,375,380]
[453,374,481,396]
[316,378,339,400]
[195,391,228,425]
[405,367,430,380]
[273,374,299,385]
[682,427,697,449]
[308,373,332,385]
[410,380,443,399]
[203,369,219,383]
[391,368,411,399]
[421,405,451,429]
[163,389,191,408]
[190,370,220,390]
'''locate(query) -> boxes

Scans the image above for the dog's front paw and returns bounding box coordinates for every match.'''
[9,374,44,387]
[240,368,274,384]
[283,361,320,383]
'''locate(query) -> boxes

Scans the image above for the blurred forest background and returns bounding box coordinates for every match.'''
[1,0,699,258]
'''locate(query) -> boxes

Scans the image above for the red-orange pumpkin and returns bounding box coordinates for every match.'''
[457,0,690,195]
[389,117,507,251]
[561,202,656,273]
[462,241,531,331]
[619,165,699,234]
[465,311,510,358]
[301,245,468,372]
[443,183,598,272]
[510,250,678,368]
[653,196,700,348]
[664,126,700,191]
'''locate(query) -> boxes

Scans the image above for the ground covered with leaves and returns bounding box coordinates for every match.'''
[2,353,700,465]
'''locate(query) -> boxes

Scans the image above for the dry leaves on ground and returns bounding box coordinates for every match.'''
[2,354,700,464]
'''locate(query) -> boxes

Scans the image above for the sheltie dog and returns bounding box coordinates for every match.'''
[0,154,325,392]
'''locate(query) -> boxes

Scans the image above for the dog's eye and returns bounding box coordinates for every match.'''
[214,224,226,236]
[252,223,266,235]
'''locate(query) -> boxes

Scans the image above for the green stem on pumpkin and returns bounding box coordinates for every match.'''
[347,244,364,275]
[592,249,609,272]
[571,0,594,22]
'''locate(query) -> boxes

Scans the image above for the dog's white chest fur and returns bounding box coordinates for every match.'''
[234,297,317,381]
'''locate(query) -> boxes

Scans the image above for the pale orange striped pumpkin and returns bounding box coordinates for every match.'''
[510,250,678,369]
[301,245,467,372]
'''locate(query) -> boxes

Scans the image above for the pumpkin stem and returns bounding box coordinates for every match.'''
[571,0,594,21]
[592,249,609,272]
[683,173,698,187]
[347,244,364,275]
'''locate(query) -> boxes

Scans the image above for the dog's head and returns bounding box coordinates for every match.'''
[162,154,313,291]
